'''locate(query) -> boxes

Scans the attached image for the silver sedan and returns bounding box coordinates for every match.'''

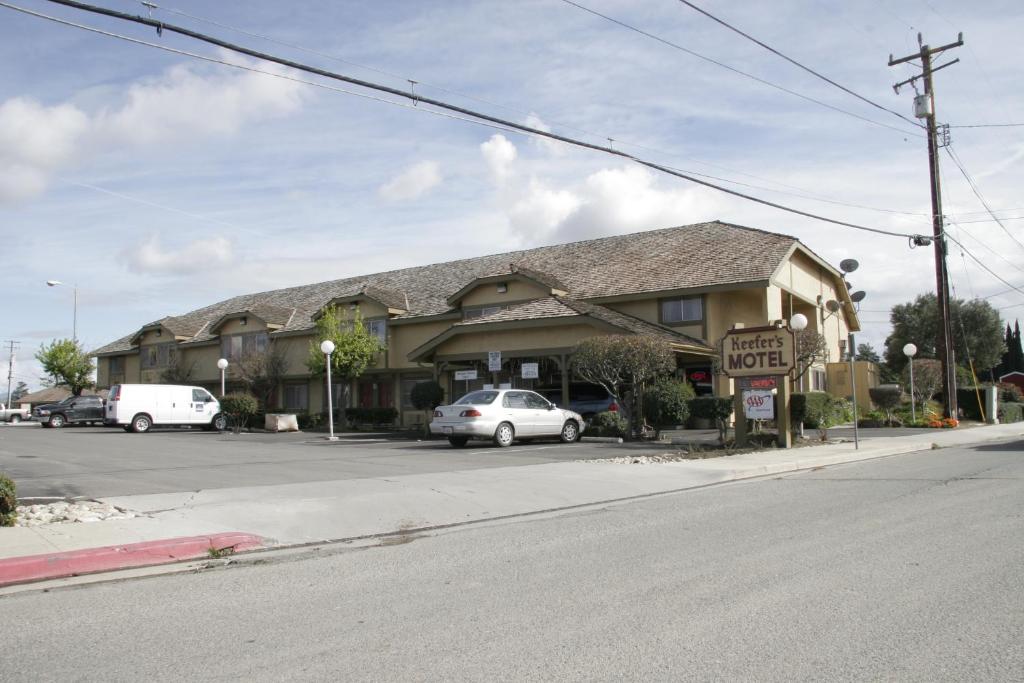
[431,389,585,448]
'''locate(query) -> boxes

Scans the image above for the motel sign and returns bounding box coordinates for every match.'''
[722,327,795,378]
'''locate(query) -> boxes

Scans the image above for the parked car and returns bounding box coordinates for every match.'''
[538,383,622,420]
[431,388,585,448]
[0,402,30,424]
[104,384,226,433]
[34,395,105,428]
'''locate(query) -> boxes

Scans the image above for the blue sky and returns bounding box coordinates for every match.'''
[1,0,1022,389]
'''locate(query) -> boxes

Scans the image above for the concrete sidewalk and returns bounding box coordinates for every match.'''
[2,422,1021,586]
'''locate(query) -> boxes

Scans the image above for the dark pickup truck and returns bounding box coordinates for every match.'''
[33,395,106,428]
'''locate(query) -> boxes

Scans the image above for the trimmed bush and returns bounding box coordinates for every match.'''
[0,473,16,527]
[643,379,695,439]
[869,385,902,423]
[588,410,628,438]
[998,402,1024,423]
[689,396,733,443]
[220,392,259,433]
[411,380,446,436]
[791,392,831,428]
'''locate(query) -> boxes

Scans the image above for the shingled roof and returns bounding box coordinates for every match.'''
[93,221,799,355]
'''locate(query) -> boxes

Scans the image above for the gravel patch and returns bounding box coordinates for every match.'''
[15,500,136,527]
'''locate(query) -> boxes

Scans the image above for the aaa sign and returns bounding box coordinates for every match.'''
[722,327,795,377]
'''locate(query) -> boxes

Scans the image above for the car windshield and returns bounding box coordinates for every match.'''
[59,397,76,405]
[454,391,499,405]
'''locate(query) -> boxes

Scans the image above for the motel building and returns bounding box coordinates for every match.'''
[92,222,859,428]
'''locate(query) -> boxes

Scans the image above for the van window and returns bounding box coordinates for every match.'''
[192,389,210,402]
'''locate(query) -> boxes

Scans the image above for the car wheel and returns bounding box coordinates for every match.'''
[211,413,227,432]
[48,414,65,429]
[560,420,580,443]
[131,414,152,434]
[9,415,20,424]
[448,435,469,448]
[493,422,514,448]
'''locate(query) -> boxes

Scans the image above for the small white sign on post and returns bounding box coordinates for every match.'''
[498,383,512,390]
[743,390,775,420]
[483,384,494,390]
[521,362,539,379]
[487,352,503,374]
[454,369,478,381]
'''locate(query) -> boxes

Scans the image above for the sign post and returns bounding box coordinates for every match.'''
[721,325,796,448]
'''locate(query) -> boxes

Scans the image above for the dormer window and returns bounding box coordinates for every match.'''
[464,305,508,320]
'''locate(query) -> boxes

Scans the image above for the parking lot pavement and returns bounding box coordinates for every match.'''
[0,425,672,500]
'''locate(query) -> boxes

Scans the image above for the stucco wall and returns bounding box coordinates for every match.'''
[460,279,550,307]
[434,323,606,357]
[390,319,451,368]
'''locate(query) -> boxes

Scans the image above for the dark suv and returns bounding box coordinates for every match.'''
[34,395,105,428]
[539,383,622,420]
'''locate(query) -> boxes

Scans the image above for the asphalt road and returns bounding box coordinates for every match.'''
[2,440,1021,681]
[0,424,667,499]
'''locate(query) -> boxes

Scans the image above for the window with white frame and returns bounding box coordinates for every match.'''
[140,343,176,369]
[660,296,703,324]
[365,318,387,345]
[812,369,827,391]
[220,332,269,360]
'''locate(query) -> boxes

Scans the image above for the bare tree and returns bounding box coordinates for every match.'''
[232,342,290,409]
[794,330,830,383]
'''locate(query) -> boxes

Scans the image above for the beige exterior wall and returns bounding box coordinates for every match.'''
[826,361,880,411]
[388,320,450,370]
[604,299,657,322]
[434,323,606,357]
[460,279,550,307]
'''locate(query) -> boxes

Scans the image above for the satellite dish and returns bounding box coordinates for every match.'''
[839,259,860,273]
[851,291,867,303]
[825,300,841,313]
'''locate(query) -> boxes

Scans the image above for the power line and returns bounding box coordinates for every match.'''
[945,233,1024,299]
[950,123,1024,129]
[943,144,1024,253]
[9,0,921,241]
[673,0,924,131]
[557,0,923,137]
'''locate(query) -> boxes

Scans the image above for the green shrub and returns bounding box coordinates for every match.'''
[0,473,16,527]
[791,392,830,428]
[220,392,259,433]
[588,410,628,438]
[689,396,733,443]
[997,382,1024,403]
[868,385,903,423]
[998,402,1024,423]
[295,411,325,430]
[411,381,446,436]
[643,379,695,439]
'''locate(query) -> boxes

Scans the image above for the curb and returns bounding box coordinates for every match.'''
[0,532,264,587]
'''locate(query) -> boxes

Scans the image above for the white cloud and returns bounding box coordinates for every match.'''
[0,98,89,202]
[524,113,565,156]
[480,134,517,185]
[378,160,442,201]
[122,235,233,274]
[509,178,582,239]
[93,59,305,147]
[0,58,307,205]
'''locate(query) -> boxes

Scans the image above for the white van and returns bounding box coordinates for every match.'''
[104,384,226,433]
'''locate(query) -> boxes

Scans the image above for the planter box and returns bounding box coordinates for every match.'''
[265,413,299,432]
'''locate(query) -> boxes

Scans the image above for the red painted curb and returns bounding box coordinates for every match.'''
[0,532,264,587]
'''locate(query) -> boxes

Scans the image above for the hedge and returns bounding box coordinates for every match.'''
[957,388,986,421]
[0,473,15,527]
[588,410,627,438]
[344,407,399,426]
[998,402,1024,423]
[790,392,830,428]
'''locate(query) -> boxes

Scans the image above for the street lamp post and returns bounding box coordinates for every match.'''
[321,340,338,441]
[904,343,918,423]
[217,358,229,397]
[46,280,78,342]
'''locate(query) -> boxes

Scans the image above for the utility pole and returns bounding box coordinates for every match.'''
[890,33,963,419]
[4,340,19,407]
